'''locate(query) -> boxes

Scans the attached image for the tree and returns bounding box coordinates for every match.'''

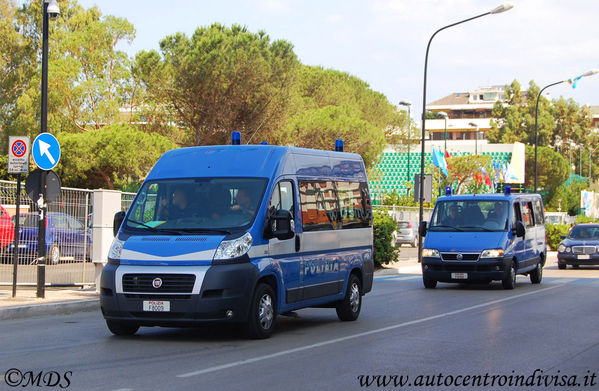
[524,145,569,197]
[135,24,299,146]
[10,0,136,139]
[444,154,492,194]
[56,124,175,189]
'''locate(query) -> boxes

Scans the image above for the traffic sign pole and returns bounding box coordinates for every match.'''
[12,174,21,298]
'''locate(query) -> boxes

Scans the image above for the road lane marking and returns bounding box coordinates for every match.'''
[177,284,560,378]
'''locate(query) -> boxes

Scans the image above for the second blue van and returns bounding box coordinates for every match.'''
[100,144,374,338]
[419,189,546,290]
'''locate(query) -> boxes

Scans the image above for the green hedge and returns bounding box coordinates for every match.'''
[546,224,570,251]
[373,210,399,266]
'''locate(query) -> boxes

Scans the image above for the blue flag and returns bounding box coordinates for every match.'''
[432,147,448,176]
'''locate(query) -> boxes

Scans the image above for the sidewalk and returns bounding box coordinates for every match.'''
[0,286,99,321]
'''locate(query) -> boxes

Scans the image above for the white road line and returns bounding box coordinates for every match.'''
[177,284,561,378]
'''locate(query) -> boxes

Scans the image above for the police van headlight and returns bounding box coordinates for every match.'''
[107,238,124,263]
[480,249,504,258]
[422,248,440,258]
[214,232,252,261]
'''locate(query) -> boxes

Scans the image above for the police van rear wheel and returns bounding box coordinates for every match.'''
[530,262,543,284]
[336,274,362,321]
[246,283,276,339]
[106,320,139,336]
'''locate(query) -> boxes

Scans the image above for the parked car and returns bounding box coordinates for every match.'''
[557,223,599,269]
[0,205,15,251]
[8,212,91,264]
[393,220,418,247]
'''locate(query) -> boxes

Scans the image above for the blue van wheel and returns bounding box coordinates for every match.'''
[502,262,516,290]
[246,283,276,339]
[336,274,362,321]
[423,276,437,289]
[106,320,139,336]
[530,262,543,284]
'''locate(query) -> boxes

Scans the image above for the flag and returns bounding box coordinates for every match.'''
[567,74,583,89]
[432,147,448,176]
[445,150,451,159]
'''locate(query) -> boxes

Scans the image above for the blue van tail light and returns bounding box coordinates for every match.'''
[214,232,252,261]
[445,187,452,196]
[335,139,344,152]
[231,131,241,145]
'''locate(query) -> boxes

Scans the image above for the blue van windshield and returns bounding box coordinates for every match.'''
[124,178,267,234]
[429,200,509,232]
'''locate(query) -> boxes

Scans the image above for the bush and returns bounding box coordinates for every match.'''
[546,224,570,251]
[373,210,400,266]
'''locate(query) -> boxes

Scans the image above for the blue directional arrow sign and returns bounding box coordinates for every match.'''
[32,133,61,171]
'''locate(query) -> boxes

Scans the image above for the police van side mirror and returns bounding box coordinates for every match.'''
[515,221,526,238]
[270,209,295,240]
[113,211,125,237]
[418,221,428,237]
[560,235,566,239]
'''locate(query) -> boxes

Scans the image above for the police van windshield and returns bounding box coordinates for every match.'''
[429,200,509,232]
[124,178,267,234]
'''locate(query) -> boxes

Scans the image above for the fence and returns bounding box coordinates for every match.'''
[374,205,433,223]
[0,180,137,287]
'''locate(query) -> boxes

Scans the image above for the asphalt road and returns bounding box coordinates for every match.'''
[1,255,599,391]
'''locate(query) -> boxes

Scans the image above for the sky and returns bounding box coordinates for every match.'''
[79,0,599,119]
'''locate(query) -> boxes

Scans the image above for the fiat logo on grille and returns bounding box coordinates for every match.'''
[152,278,163,289]
[456,253,463,261]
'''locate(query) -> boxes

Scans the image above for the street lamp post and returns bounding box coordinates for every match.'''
[399,101,412,194]
[417,3,513,263]
[438,111,448,155]
[534,69,599,192]
[469,122,479,155]
[37,0,60,299]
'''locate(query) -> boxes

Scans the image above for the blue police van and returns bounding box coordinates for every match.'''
[100,141,373,338]
[419,188,546,290]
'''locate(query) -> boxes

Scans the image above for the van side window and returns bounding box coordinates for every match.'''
[299,181,337,231]
[521,202,534,227]
[533,200,544,225]
[268,181,295,219]
[337,181,372,228]
[513,203,522,229]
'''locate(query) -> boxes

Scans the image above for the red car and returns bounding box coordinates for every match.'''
[0,205,15,249]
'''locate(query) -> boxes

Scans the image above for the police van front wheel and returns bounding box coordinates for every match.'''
[530,262,543,284]
[423,276,437,289]
[336,274,362,321]
[246,283,277,339]
[106,320,139,336]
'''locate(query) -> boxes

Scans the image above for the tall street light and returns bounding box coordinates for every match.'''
[37,0,60,299]
[534,69,599,193]
[399,101,412,194]
[469,122,479,155]
[417,3,513,263]
[438,111,448,155]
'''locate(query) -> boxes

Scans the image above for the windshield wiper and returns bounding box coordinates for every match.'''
[174,228,232,235]
[126,219,182,235]
[430,224,463,231]
[460,225,493,232]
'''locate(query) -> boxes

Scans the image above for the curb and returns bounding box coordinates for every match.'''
[0,298,99,321]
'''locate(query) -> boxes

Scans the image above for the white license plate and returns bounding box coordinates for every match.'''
[143,300,170,312]
[451,273,468,280]
[577,254,590,260]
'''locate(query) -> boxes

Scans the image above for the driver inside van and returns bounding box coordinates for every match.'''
[158,186,192,220]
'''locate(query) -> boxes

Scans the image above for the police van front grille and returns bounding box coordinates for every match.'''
[122,274,195,293]
[441,253,480,261]
[572,246,596,255]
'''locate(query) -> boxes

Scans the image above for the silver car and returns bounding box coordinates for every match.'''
[393,220,418,247]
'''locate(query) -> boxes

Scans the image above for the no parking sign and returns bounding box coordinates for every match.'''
[8,136,30,174]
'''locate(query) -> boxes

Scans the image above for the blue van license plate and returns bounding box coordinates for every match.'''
[143,301,170,312]
[451,273,468,280]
